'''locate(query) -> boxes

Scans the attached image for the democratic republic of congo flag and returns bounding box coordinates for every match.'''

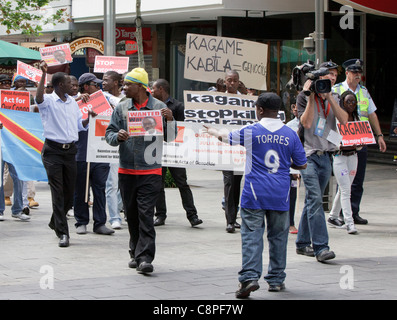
[0,108,48,182]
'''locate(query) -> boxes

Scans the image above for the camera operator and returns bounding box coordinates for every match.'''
[295,61,348,263]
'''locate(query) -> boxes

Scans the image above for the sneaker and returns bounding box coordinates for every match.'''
[268,283,286,292]
[4,196,12,206]
[347,224,358,234]
[94,225,115,235]
[28,197,39,208]
[111,221,122,229]
[235,280,260,299]
[316,249,336,262]
[11,212,30,221]
[327,218,345,229]
[0,213,4,221]
[76,225,87,234]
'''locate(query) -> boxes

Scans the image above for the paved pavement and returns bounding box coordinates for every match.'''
[0,163,396,301]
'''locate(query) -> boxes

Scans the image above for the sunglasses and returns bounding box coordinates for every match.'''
[0,81,11,85]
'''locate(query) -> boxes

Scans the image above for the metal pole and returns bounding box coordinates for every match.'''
[315,0,324,67]
[104,0,116,56]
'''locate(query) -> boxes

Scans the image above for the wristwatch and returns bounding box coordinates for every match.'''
[376,133,384,139]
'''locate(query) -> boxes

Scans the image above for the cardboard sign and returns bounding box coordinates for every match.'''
[77,90,113,120]
[336,120,376,146]
[184,33,268,91]
[39,43,73,66]
[0,90,30,112]
[86,115,119,164]
[17,60,46,83]
[94,56,130,74]
[162,121,246,172]
[127,110,163,136]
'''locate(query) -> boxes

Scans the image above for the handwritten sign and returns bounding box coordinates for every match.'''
[77,90,113,120]
[337,120,376,146]
[0,90,30,112]
[94,56,130,74]
[40,43,73,66]
[184,33,268,91]
[17,60,46,83]
[128,110,163,136]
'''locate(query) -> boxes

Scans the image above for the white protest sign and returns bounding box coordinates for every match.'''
[184,33,268,90]
[86,115,119,163]
[162,122,246,172]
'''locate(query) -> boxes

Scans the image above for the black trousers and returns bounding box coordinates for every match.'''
[41,140,77,238]
[74,161,110,230]
[155,167,197,220]
[119,173,161,265]
[222,170,243,225]
[350,146,367,217]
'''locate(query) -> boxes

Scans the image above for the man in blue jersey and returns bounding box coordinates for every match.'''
[204,92,307,298]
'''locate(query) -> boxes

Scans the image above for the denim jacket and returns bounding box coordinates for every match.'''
[105,94,176,171]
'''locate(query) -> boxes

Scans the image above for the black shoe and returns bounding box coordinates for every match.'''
[316,249,336,262]
[234,222,241,229]
[137,261,153,274]
[268,283,285,292]
[128,258,137,269]
[296,245,315,257]
[354,215,368,225]
[189,216,203,227]
[22,206,30,216]
[327,217,345,228]
[226,224,235,233]
[235,280,260,299]
[58,234,69,248]
[154,216,166,226]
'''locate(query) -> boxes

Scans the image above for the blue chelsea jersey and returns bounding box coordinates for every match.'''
[229,118,307,211]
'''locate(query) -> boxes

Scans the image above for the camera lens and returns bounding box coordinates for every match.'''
[314,79,331,94]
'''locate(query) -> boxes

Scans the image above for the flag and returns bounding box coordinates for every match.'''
[0,108,48,182]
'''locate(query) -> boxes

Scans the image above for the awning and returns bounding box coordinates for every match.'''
[0,40,41,65]
[333,0,397,18]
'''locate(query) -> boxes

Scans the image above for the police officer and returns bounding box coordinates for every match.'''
[333,59,387,225]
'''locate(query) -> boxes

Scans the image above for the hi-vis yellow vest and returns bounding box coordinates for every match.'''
[333,84,369,121]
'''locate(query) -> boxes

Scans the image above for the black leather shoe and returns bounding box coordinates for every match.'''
[189,216,203,227]
[137,261,153,274]
[234,222,241,229]
[226,224,235,233]
[154,216,166,226]
[354,215,368,225]
[296,245,315,257]
[58,234,69,247]
[128,258,137,269]
[235,280,259,299]
[316,249,336,262]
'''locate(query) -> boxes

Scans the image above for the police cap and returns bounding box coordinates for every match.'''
[343,59,364,72]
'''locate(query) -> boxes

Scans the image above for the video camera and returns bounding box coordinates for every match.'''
[292,61,331,95]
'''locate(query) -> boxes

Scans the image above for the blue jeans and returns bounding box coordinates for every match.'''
[296,153,331,256]
[238,208,289,285]
[0,161,23,215]
[106,163,123,224]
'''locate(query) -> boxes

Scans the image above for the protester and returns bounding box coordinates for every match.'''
[295,60,348,263]
[203,92,307,298]
[333,59,386,225]
[35,61,94,247]
[73,73,113,236]
[328,91,361,234]
[151,78,202,227]
[102,70,125,229]
[105,68,176,274]
[0,118,29,221]
[220,70,243,233]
